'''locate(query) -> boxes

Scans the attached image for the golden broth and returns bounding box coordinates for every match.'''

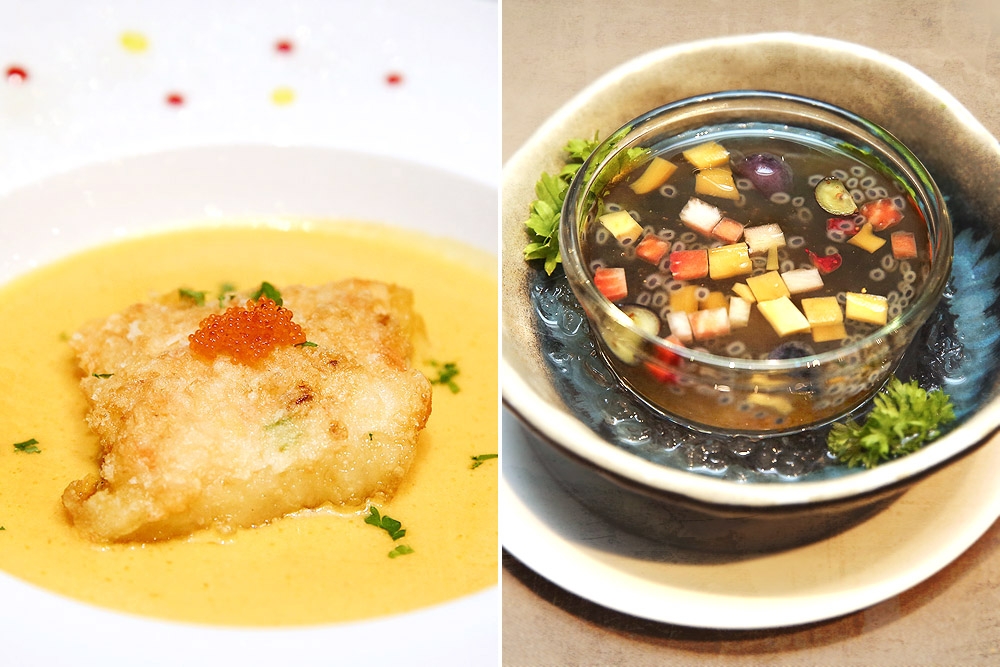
[0,221,498,626]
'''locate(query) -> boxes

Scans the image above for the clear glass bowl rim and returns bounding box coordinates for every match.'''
[559,89,954,373]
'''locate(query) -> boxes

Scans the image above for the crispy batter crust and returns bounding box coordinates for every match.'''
[63,280,432,542]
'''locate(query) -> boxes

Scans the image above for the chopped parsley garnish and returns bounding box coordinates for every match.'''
[523,132,645,275]
[251,281,283,306]
[13,438,40,454]
[428,360,461,393]
[295,341,318,348]
[92,373,113,379]
[388,545,414,559]
[218,282,238,308]
[827,377,955,468]
[470,453,498,469]
[364,506,406,540]
[178,287,207,306]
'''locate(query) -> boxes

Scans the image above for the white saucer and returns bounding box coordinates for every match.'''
[501,408,1000,630]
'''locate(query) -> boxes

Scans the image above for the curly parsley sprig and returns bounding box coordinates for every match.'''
[827,377,955,469]
[522,132,645,275]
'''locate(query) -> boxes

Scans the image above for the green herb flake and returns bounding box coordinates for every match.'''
[388,544,414,559]
[91,373,113,379]
[295,341,318,348]
[364,506,406,540]
[178,287,207,307]
[428,360,461,393]
[250,281,283,306]
[827,377,955,469]
[217,282,238,308]
[13,438,41,454]
[470,453,498,469]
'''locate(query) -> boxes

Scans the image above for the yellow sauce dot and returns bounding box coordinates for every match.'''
[271,86,295,105]
[120,31,149,53]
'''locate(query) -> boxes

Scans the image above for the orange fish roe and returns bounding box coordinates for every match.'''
[189,297,306,364]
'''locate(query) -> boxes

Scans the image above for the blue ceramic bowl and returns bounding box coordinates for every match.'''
[501,34,1000,552]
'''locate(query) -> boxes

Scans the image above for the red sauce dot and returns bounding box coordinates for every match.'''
[275,39,294,54]
[6,65,28,84]
[165,92,185,106]
[385,71,404,86]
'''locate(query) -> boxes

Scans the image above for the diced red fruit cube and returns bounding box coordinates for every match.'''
[827,217,860,236]
[635,235,671,264]
[805,248,843,274]
[593,267,628,302]
[891,231,918,259]
[643,336,685,384]
[669,249,709,281]
[860,198,903,231]
[711,217,745,244]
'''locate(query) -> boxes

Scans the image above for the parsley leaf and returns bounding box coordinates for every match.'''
[522,132,645,275]
[388,544,414,558]
[250,281,283,306]
[827,377,955,468]
[295,341,318,348]
[470,453,498,469]
[217,282,238,308]
[364,506,406,540]
[92,373,113,379]
[13,438,40,454]
[178,287,207,307]
[428,360,460,393]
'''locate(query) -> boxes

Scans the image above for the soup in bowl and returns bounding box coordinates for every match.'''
[560,91,953,435]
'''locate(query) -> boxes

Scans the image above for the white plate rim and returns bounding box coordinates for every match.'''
[0,144,499,665]
[501,408,1000,630]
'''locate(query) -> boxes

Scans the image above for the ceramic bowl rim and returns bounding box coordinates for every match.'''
[501,31,1000,508]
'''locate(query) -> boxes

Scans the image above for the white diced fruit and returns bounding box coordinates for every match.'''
[729,296,751,328]
[598,210,643,244]
[679,197,723,236]
[665,310,693,342]
[780,267,824,294]
[689,307,730,341]
[743,223,786,255]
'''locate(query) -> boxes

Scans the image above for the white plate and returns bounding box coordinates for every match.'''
[502,408,1000,630]
[0,1,497,663]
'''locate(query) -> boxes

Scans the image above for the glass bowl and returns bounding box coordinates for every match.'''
[559,90,953,435]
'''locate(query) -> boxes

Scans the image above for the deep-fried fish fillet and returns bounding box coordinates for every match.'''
[62,280,432,542]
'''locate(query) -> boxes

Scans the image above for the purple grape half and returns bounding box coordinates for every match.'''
[734,152,793,198]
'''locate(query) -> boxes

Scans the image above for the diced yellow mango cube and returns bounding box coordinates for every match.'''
[757,296,811,337]
[801,296,843,326]
[731,282,756,303]
[766,245,779,271]
[700,290,728,310]
[629,157,678,195]
[670,285,699,313]
[598,210,644,244]
[847,222,887,253]
[746,271,790,302]
[682,141,730,169]
[845,292,888,325]
[746,393,794,416]
[812,322,848,343]
[695,167,740,200]
[708,242,752,280]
